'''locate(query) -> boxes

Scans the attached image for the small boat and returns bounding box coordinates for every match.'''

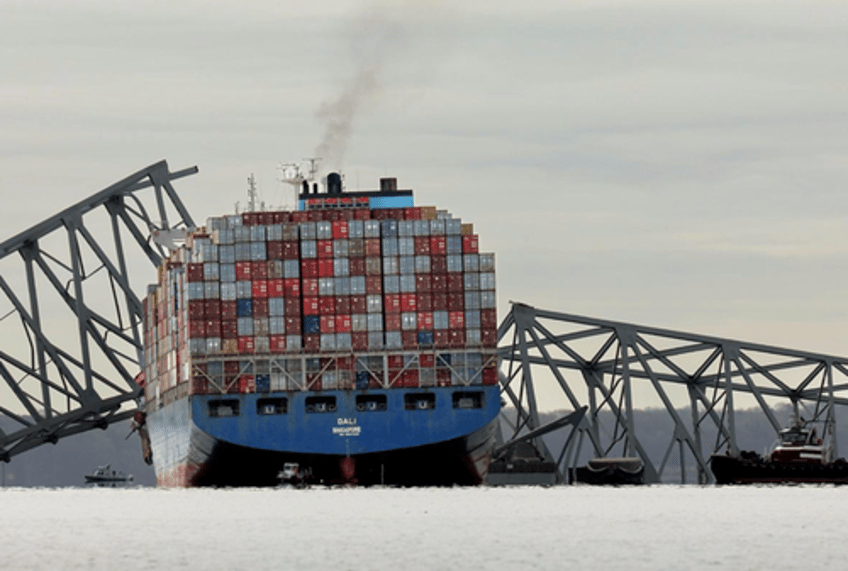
[710,417,848,485]
[570,457,645,485]
[85,464,134,485]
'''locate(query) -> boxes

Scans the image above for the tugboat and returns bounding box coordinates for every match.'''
[710,416,848,485]
[85,464,134,486]
[570,457,645,486]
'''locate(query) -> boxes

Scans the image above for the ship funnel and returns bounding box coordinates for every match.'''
[327,172,343,194]
[380,177,397,192]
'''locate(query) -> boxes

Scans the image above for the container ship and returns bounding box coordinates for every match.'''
[139,173,500,486]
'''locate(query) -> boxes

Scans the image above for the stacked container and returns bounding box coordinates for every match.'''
[142,192,498,405]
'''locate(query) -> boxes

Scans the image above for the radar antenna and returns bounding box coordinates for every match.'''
[278,158,321,205]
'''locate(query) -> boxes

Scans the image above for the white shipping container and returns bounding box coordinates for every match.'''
[446,255,463,273]
[250,242,266,261]
[235,243,251,261]
[398,256,415,275]
[267,224,283,241]
[464,254,480,272]
[350,276,366,295]
[269,317,286,335]
[465,310,481,328]
[398,220,414,237]
[445,219,462,235]
[270,372,288,391]
[367,314,383,331]
[335,277,351,295]
[446,236,462,254]
[348,220,364,238]
[203,262,220,281]
[336,333,352,351]
[368,331,384,348]
[334,258,349,277]
[334,240,349,257]
[236,281,252,299]
[385,331,402,348]
[465,292,481,310]
[301,240,317,258]
[316,221,332,239]
[463,272,480,291]
[299,222,317,240]
[398,237,415,256]
[189,338,205,356]
[318,277,335,296]
[414,256,430,274]
[466,329,482,346]
[481,291,496,309]
[237,317,254,336]
[401,312,417,331]
[198,243,218,263]
[364,220,381,238]
[283,260,300,278]
[234,226,251,243]
[254,318,269,336]
[479,253,495,272]
[268,297,285,317]
[382,238,399,256]
[320,334,336,351]
[249,225,266,242]
[366,295,382,313]
[206,338,222,354]
[383,275,400,294]
[413,220,429,237]
[287,335,302,351]
[382,256,399,274]
[204,282,220,299]
[429,219,445,235]
[399,274,416,293]
[220,260,237,280]
[479,272,495,290]
[433,310,449,330]
[351,314,368,332]
[255,336,270,353]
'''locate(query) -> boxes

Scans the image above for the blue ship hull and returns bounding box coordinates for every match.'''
[147,386,500,486]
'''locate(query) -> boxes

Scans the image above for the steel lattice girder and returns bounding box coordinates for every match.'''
[497,302,848,484]
[0,161,197,461]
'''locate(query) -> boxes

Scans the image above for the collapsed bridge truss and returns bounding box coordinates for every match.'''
[498,303,848,484]
[0,161,196,461]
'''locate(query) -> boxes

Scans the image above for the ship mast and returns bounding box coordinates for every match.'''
[278,158,321,206]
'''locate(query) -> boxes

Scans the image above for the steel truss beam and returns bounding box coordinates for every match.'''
[498,302,848,483]
[0,161,197,461]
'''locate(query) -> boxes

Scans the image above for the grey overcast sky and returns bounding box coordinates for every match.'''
[1,0,847,362]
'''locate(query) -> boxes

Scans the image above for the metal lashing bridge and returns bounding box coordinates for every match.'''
[0,162,196,462]
[496,302,848,484]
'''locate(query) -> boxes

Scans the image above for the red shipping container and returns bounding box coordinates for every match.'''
[365,276,383,294]
[353,208,370,220]
[318,259,334,278]
[186,263,204,282]
[221,300,237,320]
[420,354,435,368]
[481,329,497,347]
[404,207,421,220]
[190,378,207,395]
[434,330,450,348]
[481,308,497,328]
[302,278,319,297]
[225,361,240,374]
[253,298,269,317]
[350,295,367,314]
[335,296,351,314]
[332,220,349,239]
[415,275,432,293]
[365,257,382,276]
[285,316,302,334]
[335,315,352,333]
[188,320,206,338]
[221,320,238,339]
[267,278,284,297]
[387,355,404,369]
[301,260,318,279]
[482,366,498,385]
[270,335,287,353]
[417,293,433,312]
[403,369,420,388]
[303,297,320,315]
[463,235,479,254]
[291,211,308,223]
[352,332,368,350]
[436,369,451,386]
[429,237,446,256]
[449,329,466,347]
[432,293,448,311]
[281,278,299,298]
[417,312,434,330]
[384,294,401,313]
[251,261,268,280]
[188,299,205,319]
[402,331,418,348]
[337,356,353,369]
[267,241,284,260]
[449,311,465,328]
[385,312,401,331]
[205,319,221,337]
[243,212,261,225]
[203,299,221,318]
[447,293,464,311]
[431,274,448,293]
[414,237,430,255]
[319,296,335,314]
[320,315,336,333]
[283,241,299,260]
[431,255,447,274]
[400,293,417,312]
[252,280,269,298]
[349,257,365,276]
[239,375,255,393]
[236,261,253,281]
[317,240,334,259]
[238,337,256,353]
[447,274,464,292]
[365,239,381,257]
[285,298,301,317]
[303,334,320,352]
